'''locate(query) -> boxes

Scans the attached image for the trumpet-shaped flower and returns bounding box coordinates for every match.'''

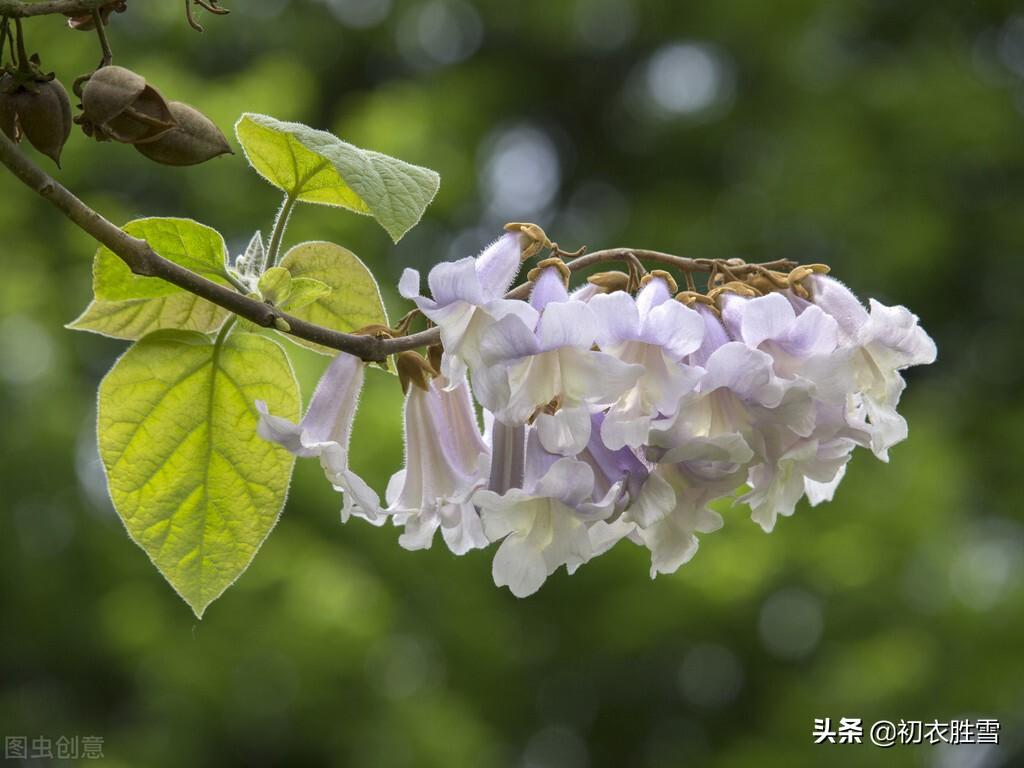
[387,374,490,555]
[475,430,621,597]
[398,232,533,382]
[476,266,644,455]
[807,275,937,459]
[589,274,705,449]
[256,352,381,525]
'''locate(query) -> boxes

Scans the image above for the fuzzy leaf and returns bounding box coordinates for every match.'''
[235,113,440,243]
[71,218,232,339]
[97,330,300,618]
[280,277,332,312]
[278,241,388,355]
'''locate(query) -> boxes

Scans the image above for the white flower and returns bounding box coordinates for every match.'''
[387,374,490,555]
[483,412,526,495]
[630,464,730,577]
[589,274,705,449]
[398,232,533,382]
[475,429,621,597]
[740,432,855,532]
[476,265,644,456]
[807,275,937,460]
[256,352,381,525]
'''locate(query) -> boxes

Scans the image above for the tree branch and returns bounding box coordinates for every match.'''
[0,129,412,360]
[1,130,802,363]
[0,0,109,17]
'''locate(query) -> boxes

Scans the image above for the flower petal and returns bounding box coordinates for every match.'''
[536,405,592,456]
[475,232,523,300]
[589,291,641,347]
[427,256,485,307]
[537,300,598,350]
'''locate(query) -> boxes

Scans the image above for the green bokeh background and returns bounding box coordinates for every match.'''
[2,1,1022,766]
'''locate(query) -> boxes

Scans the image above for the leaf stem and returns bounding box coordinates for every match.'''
[266,192,296,269]
[215,315,236,347]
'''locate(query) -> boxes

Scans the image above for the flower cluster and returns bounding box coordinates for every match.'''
[257,231,936,597]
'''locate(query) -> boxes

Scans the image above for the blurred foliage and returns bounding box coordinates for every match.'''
[2,0,1024,766]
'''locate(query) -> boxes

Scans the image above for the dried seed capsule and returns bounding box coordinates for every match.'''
[134,101,232,166]
[102,84,176,144]
[11,78,73,167]
[81,65,146,126]
[0,74,19,142]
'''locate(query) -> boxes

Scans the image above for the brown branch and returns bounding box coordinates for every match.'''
[0,129,800,363]
[0,0,109,17]
[0,129,416,361]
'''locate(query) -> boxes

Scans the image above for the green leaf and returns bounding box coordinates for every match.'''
[67,294,228,340]
[280,277,332,312]
[235,113,440,243]
[258,266,292,305]
[70,218,232,340]
[278,241,388,355]
[96,218,231,300]
[98,329,300,618]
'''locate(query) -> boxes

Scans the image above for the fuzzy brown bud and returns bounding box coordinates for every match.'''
[586,271,631,294]
[396,351,437,394]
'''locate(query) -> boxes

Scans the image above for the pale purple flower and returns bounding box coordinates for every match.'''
[387,375,490,555]
[806,275,937,460]
[398,232,533,383]
[256,352,381,525]
[475,266,644,456]
[475,429,621,597]
[589,275,705,449]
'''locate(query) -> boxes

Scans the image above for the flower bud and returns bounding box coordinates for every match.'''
[133,101,231,166]
[396,351,437,394]
[640,269,678,295]
[586,270,631,294]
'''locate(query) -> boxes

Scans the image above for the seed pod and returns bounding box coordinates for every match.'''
[0,75,19,142]
[11,78,73,167]
[134,101,232,166]
[81,65,146,126]
[103,84,175,143]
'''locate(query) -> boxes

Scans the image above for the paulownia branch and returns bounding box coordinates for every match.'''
[0,0,109,17]
[1,130,798,362]
[0,129,416,360]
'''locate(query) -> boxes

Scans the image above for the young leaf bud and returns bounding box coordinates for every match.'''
[258,266,292,306]
[134,101,232,166]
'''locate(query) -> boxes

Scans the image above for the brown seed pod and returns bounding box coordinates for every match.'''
[10,78,73,167]
[81,65,146,126]
[102,85,176,144]
[134,101,232,166]
[0,75,20,142]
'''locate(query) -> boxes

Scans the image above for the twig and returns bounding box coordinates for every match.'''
[0,129,799,362]
[91,7,111,65]
[0,0,109,17]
